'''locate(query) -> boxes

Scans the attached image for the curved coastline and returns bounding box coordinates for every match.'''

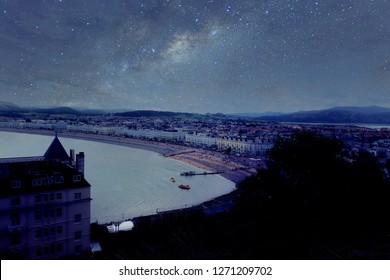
[0,128,254,184]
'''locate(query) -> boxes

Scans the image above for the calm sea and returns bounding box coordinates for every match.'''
[0,131,236,223]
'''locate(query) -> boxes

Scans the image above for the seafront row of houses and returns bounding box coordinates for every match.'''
[0,120,277,156]
[1,117,390,158]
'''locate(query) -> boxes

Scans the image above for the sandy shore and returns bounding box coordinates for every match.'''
[0,128,256,184]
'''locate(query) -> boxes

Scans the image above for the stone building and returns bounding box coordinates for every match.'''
[0,136,91,259]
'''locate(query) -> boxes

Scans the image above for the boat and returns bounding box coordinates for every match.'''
[178,184,190,190]
[170,177,176,183]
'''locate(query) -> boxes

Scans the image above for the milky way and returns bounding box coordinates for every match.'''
[0,0,389,113]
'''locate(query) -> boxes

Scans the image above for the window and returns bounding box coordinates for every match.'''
[11,233,21,246]
[56,243,63,253]
[74,244,82,254]
[11,213,21,226]
[50,244,55,254]
[35,229,42,239]
[56,193,62,200]
[43,246,49,255]
[11,180,21,188]
[55,176,64,184]
[11,197,21,206]
[74,192,81,200]
[73,175,81,182]
[36,247,42,257]
[35,211,41,221]
[74,214,81,223]
[56,208,62,217]
[74,231,82,241]
[50,193,55,200]
[35,195,41,203]
[32,178,42,186]
[56,226,62,235]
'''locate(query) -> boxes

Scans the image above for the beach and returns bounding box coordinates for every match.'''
[0,128,256,184]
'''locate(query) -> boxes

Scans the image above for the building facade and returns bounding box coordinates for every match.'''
[0,136,91,259]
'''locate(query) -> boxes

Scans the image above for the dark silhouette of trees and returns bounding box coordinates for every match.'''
[237,130,390,257]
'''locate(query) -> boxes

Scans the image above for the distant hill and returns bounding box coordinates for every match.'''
[230,112,284,118]
[114,110,200,118]
[32,106,81,115]
[0,101,23,117]
[255,106,390,124]
[0,101,22,112]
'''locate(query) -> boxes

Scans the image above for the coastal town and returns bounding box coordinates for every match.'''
[1,112,390,181]
[2,110,390,260]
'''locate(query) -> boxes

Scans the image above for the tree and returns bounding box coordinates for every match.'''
[237,130,389,236]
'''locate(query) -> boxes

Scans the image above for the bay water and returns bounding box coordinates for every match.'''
[0,131,236,223]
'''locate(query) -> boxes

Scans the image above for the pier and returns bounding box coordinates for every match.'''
[180,170,223,176]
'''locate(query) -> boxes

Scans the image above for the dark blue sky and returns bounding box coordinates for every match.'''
[0,0,389,113]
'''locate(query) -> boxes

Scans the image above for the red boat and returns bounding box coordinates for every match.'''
[178,184,190,190]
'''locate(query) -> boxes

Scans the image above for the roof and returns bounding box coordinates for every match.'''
[0,159,90,196]
[44,136,70,161]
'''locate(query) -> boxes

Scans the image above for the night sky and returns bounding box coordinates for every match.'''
[0,0,389,113]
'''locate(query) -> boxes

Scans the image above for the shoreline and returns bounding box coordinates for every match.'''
[0,128,255,184]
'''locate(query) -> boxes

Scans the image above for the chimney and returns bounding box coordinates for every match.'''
[70,149,75,162]
[76,152,85,175]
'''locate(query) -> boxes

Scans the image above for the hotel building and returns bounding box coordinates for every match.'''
[0,136,91,259]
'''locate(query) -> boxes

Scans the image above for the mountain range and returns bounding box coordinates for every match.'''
[252,106,390,124]
[1,101,390,124]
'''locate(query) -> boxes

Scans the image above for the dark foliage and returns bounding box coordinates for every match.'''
[237,130,390,258]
